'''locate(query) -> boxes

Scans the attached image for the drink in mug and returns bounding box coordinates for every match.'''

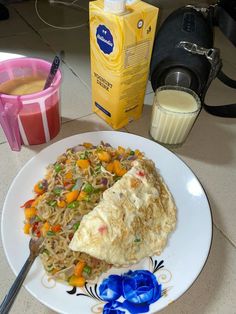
[150,86,201,147]
[0,57,61,151]
[0,76,46,95]
[0,75,60,145]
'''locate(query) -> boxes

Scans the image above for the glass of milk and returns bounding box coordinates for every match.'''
[150,85,201,147]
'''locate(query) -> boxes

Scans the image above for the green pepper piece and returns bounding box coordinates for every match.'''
[48,200,57,207]
[47,231,56,236]
[67,201,80,209]
[83,265,92,275]
[38,182,44,190]
[83,183,94,194]
[94,165,101,172]
[53,188,62,195]
[34,216,42,222]
[54,164,62,173]
[80,151,89,160]
[130,150,135,155]
[73,221,80,231]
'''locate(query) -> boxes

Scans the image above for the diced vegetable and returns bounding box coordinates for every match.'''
[41,222,51,236]
[64,182,74,190]
[32,221,39,232]
[34,181,45,195]
[117,146,125,154]
[137,170,145,177]
[47,200,57,207]
[24,207,37,219]
[94,165,101,174]
[32,222,41,238]
[130,150,135,155]
[83,265,92,275]
[65,190,79,203]
[23,223,31,234]
[31,195,43,207]
[106,162,114,173]
[53,187,63,195]
[83,142,93,148]
[51,224,62,233]
[76,159,90,169]
[73,221,80,231]
[57,200,66,208]
[77,191,87,201]
[68,275,86,287]
[35,230,41,237]
[117,168,127,176]
[97,151,111,162]
[47,230,56,236]
[82,183,94,194]
[113,160,127,177]
[67,201,80,209]
[20,199,35,208]
[74,260,86,277]
[65,172,73,180]
[101,178,108,186]
[119,166,127,176]
[79,151,89,160]
[54,163,62,173]
[135,149,143,158]
[113,160,121,172]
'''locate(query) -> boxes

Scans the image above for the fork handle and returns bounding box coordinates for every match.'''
[0,255,35,314]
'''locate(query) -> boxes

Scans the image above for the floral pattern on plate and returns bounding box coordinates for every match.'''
[99,270,162,313]
[66,257,171,314]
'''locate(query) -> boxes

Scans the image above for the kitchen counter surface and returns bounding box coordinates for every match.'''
[0,1,235,313]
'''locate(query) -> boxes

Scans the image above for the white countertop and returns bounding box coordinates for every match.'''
[0,1,236,313]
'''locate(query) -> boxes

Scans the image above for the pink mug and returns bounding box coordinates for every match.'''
[0,57,62,151]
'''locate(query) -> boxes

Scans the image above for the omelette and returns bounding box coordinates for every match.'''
[69,159,176,266]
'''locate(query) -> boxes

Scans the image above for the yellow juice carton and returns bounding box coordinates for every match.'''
[90,0,159,129]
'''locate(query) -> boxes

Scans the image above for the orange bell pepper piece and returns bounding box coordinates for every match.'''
[69,275,86,287]
[76,159,90,169]
[74,260,86,277]
[97,151,111,162]
[65,190,79,204]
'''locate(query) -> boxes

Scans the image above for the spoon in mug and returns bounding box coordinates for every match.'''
[43,50,64,90]
[0,237,44,314]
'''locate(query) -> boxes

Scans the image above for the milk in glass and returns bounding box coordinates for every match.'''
[150,87,201,146]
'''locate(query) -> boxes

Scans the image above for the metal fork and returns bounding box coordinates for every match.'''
[0,237,43,314]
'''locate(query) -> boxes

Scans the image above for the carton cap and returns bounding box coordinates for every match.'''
[104,0,126,14]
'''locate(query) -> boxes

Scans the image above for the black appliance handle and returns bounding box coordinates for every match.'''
[217,69,236,89]
[203,103,236,117]
[214,2,236,47]
[201,2,236,117]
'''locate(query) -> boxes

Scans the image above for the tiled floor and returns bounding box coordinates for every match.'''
[0,1,236,314]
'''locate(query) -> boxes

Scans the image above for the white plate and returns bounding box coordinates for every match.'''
[1,131,212,314]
